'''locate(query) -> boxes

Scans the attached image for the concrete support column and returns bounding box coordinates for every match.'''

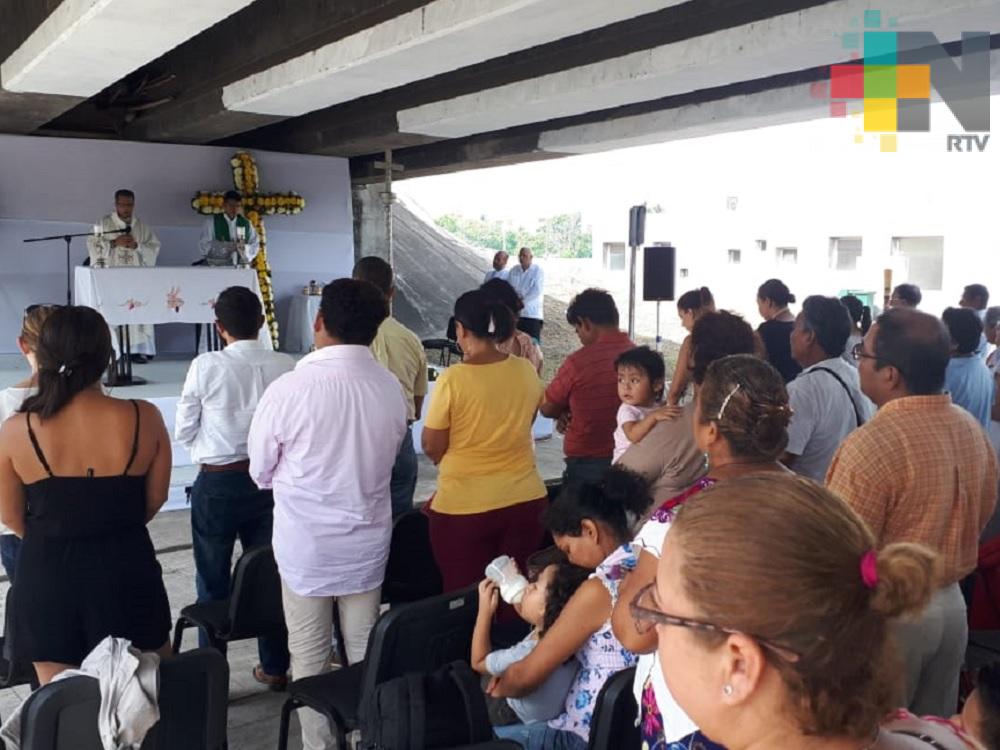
[352,183,392,263]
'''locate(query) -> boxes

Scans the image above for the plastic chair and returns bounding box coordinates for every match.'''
[422,338,462,367]
[276,586,479,750]
[587,667,639,750]
[19,648,228,750]
[172,545,287,655]
[381,509,443,605]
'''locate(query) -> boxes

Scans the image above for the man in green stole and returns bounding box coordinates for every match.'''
[199,190,260,264]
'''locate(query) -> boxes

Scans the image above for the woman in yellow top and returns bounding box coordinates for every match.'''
[423,288,547,593]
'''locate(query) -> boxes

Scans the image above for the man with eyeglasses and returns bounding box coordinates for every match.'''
[828,308,998,718]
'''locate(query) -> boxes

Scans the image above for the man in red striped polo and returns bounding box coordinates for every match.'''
[541,289,635,485]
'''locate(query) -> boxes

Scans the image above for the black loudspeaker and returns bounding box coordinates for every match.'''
[628,205,646,247]
[643,245,676,301]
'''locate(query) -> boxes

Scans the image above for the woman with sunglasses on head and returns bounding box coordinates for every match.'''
[489,467,652,750]
[612,353,792,750]
[0,306,172,685]
[0,304,57,583]
[635,474,980,750]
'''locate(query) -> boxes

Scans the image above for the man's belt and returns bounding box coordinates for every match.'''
[200,460,250,473]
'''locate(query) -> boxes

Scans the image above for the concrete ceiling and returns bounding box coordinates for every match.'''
[0,0,997,182]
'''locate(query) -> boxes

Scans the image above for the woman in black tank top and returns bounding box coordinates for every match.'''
[0,307,171,684]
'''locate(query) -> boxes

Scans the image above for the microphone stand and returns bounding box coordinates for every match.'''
[22,228,130,305]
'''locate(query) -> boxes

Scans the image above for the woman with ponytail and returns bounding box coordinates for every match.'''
[423,288,547,592]
[0,306,172,685]
[757,278,801,382]
[490,467,651,749]
[634,474,978,749]
[667,287,716,406]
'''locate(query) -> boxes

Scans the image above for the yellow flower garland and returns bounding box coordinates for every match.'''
[190,151,306,349]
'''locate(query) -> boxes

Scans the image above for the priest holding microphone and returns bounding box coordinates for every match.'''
[87,188,161,361]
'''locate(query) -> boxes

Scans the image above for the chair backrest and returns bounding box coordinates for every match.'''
[20,676,103,750]
[227,545,287,641]
[587,667,639,750]
[142,649,229,750]
[382,510,443,605]
[359,585,479,706]
[19,649,229,750]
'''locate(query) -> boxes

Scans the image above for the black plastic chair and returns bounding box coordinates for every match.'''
[172,544,286,655]
[277,585,479,750]
[423,338,463,367]
[382,509,443,605]
[19,648,229,750]
[587,667,639,750]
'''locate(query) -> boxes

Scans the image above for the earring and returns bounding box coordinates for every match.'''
[723,685,734,697]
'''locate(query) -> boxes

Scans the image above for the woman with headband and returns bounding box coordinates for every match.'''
[613,353,792,749]
[422,288,547,596]
[634,474,978,750]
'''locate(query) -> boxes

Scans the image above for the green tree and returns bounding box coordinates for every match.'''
[435,212,592,258]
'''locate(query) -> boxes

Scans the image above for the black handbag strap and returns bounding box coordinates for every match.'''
[808,366,864,428]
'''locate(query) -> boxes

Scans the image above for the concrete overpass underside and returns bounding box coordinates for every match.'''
[0,0,998,183]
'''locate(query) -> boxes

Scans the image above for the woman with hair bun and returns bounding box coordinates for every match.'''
[481,277,543,375]
[423,288,547,593]
[0,306,172,685]
[757,278,801,382]
[666,287,715,406]
[613,353,792,750]
[634,474,978,750]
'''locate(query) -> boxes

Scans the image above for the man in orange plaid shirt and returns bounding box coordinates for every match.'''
[828,308,998,717]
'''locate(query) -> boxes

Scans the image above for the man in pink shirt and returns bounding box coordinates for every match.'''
[248,278,407,750]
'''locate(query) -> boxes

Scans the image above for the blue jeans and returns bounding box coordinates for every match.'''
[562,457,612,486]
[0,534,21,584]
[495,723,587,750]
[391,425,418,517]
[190,470,289,676]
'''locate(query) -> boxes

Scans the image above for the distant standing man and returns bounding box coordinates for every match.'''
[175,286,295,689]
[508,247,544,342]
[353,256,429,517]
[199,190,260,264]
[484,251,510,283]
[87,189,161,361]
[960,283,991,360]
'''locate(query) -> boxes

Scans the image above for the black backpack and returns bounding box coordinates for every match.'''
[360,660,494,750]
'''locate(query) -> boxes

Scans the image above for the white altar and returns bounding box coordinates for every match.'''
[74,267,273,349]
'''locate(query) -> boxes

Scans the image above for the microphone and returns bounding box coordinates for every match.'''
[123,224,132,235]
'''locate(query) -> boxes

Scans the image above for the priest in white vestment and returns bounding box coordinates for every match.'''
[86,189,161,359]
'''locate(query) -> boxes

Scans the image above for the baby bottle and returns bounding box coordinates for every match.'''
[485,555,529,605]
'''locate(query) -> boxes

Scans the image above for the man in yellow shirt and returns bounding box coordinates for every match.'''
[353,257,429,516]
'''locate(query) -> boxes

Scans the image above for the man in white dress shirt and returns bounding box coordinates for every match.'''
[87,189,161,360]
[783,295,875,481]
[248,279,407,750]
[199,190,260,264]
[175,286,295,688]
[483,250,509,283]
[507,246,544,342]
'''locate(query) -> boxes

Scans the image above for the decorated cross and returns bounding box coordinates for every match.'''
[191,151,306,348]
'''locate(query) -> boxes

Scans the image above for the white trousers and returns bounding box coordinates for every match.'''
[280,580,381,750]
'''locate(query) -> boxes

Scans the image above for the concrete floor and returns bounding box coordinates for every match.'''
[0,352,569,748]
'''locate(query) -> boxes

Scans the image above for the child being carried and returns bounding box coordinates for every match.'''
[613,346,681,463]
[472,559,589,724]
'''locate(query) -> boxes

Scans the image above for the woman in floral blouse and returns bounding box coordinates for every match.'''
[612,354,792,750]
[489,467,652,750]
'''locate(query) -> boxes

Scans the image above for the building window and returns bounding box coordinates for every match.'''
[891,236,944,291]
[776,247,798,264]
[679,268,690,278]
[727,249,742,264]
[726,196,739,211]
[756,239,767,252]
[603,242,627,271]
[830,237,863,270]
